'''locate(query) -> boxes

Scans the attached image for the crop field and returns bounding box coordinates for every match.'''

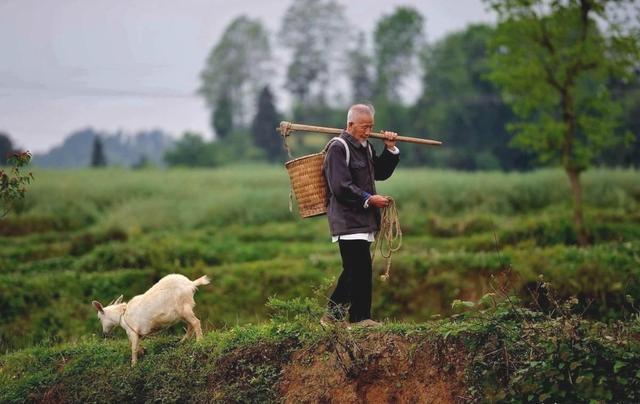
[1,166,638,352]
[1,166,640,402]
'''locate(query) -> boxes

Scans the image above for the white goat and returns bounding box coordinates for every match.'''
[91,273,210,366]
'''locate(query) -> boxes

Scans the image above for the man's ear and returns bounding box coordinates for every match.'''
[92,301,104,313]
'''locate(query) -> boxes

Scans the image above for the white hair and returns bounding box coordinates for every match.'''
[347,104,375,124]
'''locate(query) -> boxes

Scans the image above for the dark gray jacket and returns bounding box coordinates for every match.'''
[323,131,400,236]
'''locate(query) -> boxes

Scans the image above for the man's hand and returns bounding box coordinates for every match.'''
[367,194,391,208]
[382,131,398,149]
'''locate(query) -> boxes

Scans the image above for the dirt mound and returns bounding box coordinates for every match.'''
[279,332,470,403]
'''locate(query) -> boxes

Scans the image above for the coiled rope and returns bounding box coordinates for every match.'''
[371,197,402,281]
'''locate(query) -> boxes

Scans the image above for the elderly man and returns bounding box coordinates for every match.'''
[322,104,399,327]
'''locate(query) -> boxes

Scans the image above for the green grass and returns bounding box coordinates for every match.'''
[0,166,638,354]
[1,299,638,403]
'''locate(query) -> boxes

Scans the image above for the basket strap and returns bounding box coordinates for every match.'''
[325,137,350,165]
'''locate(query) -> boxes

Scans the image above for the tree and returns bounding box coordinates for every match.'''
[164,132,216,167]
[200,16,272,132]
[486,0,640,245]
[278,0,349,107]
[373,7,425,103]
[90,136,107,167]
[251,86,283,162]
[0,132,12,166]
[164,131,265,167]
[212,92,234,139]
[347,31,374,103]
[600,72,640,167]
[415,24,533,170]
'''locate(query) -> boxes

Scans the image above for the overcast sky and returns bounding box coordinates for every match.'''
[0,0,494,153]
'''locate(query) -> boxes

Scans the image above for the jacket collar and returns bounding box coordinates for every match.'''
[342,130,367,149]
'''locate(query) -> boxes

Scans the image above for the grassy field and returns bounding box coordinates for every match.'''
[1,297,638,402]
[1,165,639,401]
[1,165,638,352]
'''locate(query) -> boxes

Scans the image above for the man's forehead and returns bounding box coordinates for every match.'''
[353,113,373,123]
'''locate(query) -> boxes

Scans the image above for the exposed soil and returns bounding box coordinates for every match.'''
[278,332,471,403]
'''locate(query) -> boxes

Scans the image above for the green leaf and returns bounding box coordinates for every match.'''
[451,299,475,310]
[614,361,626,374]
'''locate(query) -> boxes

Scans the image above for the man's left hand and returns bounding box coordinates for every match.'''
[382,131,398,149]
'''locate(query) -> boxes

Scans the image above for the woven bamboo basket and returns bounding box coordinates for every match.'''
[285,152,328,218]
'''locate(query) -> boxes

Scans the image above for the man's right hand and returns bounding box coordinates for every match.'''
[367,195,390,208]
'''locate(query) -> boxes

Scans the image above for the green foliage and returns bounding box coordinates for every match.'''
[0,327,298,403]
[0,152,33,219]
[486,0,639,243]
[416,24,534,170]
[199,16,272,130]
[212,92,233,138]
[266,296,324,325]
[164,132,216,167]
[251,86,284,162]
[373,6,425,102]
[486,0,639,171]
[0,167,638,354]
[1,297,638,402]
[164,131,265,167]
[278,0,348,105]
[458,290,640,402]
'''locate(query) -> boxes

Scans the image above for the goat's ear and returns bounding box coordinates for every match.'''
[114,295,124,305]
[92,301,104,313]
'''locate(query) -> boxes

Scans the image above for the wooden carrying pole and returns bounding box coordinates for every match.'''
[277,121,442,146]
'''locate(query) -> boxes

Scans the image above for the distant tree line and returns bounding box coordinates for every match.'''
[27,128,176,168]
[159,0,638,171]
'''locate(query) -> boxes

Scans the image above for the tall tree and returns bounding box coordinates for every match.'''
[251,86,283,162]
[347,31,374,103]
[373,7,425,103]
[278,0,349,107]
[486,0,640,245]
[0,132,13,165]
[90,136,107,168]
[200,16,272,133]
[212,92,234,139]
[415,24,532,170]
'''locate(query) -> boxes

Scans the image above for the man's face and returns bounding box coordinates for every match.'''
[348,113,374,142]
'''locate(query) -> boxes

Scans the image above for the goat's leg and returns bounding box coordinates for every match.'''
[130,333,140,366]
[182,306,203,341]
[180,324,194,343]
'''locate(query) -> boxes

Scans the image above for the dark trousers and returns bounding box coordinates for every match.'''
[328,239,372,323]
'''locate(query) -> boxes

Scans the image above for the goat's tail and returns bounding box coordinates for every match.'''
[192,275,211,288]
